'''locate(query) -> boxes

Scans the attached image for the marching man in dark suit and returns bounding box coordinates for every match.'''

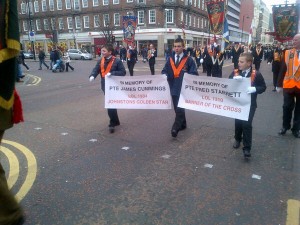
[148,44,157,75]
[231,42,243,69]
[252,42,264,70]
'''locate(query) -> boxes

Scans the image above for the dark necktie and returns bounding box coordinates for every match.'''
[241,71,247,77]
[175,54,180,66]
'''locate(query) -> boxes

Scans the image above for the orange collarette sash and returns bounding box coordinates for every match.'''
[170,56,188,78]
[100,56,115,78]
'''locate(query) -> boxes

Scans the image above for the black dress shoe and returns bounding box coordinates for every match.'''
[109,126,115,133]
[233,140,240,149]
[180,125,186,130]
[292,130,300,138]
[171,129,178,137]
[243,149,251,158]
[278,128,288,135]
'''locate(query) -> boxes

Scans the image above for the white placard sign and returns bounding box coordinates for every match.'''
[105,75,172,109]
[178,74,251,121]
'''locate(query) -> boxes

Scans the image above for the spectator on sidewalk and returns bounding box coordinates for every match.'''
[38,48,49,70]
[63,51,74,72]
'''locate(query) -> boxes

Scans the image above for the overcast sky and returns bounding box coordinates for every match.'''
[262,0,296,12]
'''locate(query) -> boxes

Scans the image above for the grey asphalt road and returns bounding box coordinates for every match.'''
[1,56,299,225]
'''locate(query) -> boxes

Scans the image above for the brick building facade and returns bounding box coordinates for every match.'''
[18,0,214,56]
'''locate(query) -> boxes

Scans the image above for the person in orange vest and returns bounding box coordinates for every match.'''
[277,34,300,138]
[229,52,266,159]
[89,43,126,133]
[161,37,198,138]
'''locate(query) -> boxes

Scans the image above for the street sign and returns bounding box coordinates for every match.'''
[29,31,35,41]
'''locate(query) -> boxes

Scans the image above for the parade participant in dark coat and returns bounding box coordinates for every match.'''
[229,52,266,158]
[277,34,300,138]
[126,44,138,76]
[161,38,198,138]
[89,43,126,133]
[20,50,29,70]
[211,52,224,78]
[194,46,202,69]
[119,45,127,62]
[38,48,49,70]
[0,0,25,224]
[148,44,157,75]
[267,43,282,91]
[200,46,207,73]
[203,45,214,76]
[252,42,264,70]
[231,42,243,69]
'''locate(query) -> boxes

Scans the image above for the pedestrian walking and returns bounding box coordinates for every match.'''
[89,43,126,133]
[126,44,138,76]
[229,52,266,158]
[63,51,74,72]
[148,44,157,75]
[20,50,29,70]
[38,48,49,70]
[161,37,199,138]
[277,34,300,138]
[0,0,25,224]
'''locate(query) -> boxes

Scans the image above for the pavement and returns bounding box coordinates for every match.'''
[1,57,299,225]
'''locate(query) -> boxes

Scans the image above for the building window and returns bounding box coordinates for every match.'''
[57,0,62,10]
[93,0,99,6]
[36,19,41,30]
[49,0,54,11]
[149,10,156,24]
[51,18,56,30]
[181,11,183,21]
[82,0,88,8]
[67,17,73,29]
[114,13,120,26]
[198,0,200,8]
[42,0,47,11]
[34,1,39,12]
[189,15,192,26]
[166,9,173,24]
[103,0,109,5]
[197,17,200,28]
[113,0,119,4]
[21,2,26,14]
[103,14,109,26]
[58,18,64,30]
[201,0,205,10]
[127,0,133,2]
[138,0,145,3]
[44,19,49,30]
[201,17,203,28]
[66,0,71,9]
[23,21,28,31]
[138,11,144,25]
[193,16,196,27]
[94,15,100,27]
[83,16,89,28]
[75,16,81,29]
[74,0,80,10]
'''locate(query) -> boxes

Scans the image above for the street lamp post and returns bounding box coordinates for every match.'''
[26,0,36,60]
[241,15,249,44]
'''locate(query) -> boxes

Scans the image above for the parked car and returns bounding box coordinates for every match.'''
[67,49,92,60]
[23,52,34,59]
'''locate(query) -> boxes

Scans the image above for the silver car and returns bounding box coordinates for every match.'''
[67,49,92,60]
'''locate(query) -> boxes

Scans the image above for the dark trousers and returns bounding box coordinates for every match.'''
[171,95,186,131]
[127,61,135,76]
[65,62,74,72]
[206,65,212,77]
[149,62,155,75]
[0,132,23,224]
[254,61,261,71]
[108,109,120,127]
[21,60,29,70]
[282,91,300,131]
[234,107,256,150]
